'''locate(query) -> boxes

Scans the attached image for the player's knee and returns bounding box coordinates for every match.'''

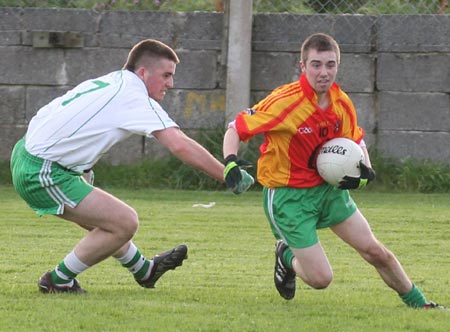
[307,271,333,289]
[116,208,139,240]
[310,279,332,290]
[125,208,139,237]
[362,242,391,267]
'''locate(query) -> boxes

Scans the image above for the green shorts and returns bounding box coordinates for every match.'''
[263,184,357,249]
[10,137,94,216]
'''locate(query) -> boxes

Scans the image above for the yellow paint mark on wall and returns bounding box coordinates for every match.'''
[184,91,225,119]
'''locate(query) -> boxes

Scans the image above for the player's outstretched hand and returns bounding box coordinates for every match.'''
[338,161,376,190]
[234,169,255,194]
[224,154,253,194]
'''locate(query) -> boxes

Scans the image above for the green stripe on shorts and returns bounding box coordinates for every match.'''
[10,137,94,216]
[262,184,357,249]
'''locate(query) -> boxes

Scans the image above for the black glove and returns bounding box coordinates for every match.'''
[338,161,376,190]
[223,154,252,192]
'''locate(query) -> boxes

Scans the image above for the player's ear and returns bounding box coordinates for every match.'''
[299,61,305,72]
[134,66,146,80]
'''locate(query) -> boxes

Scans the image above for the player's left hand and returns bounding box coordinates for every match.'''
[234,169,255,194]
[338,161,376,190]
[224,154,253,194]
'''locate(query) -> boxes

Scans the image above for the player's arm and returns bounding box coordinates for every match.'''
[360,140,372,168]
[153,127,225,183]
[223,126,241,158]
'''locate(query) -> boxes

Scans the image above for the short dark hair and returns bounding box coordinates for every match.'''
[301,33,340,64]
[122,39,180,72]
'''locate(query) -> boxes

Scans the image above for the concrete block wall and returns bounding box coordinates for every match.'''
[1,8,449,165]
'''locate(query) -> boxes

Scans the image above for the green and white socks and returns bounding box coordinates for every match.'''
[51,250,89,287]
[51,242,153,287]
[115,242,154,281]
[51,242,427,308]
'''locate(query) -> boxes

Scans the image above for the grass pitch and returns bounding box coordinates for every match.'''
[0,187,448,332]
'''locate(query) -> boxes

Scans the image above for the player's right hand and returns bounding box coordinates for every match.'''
[338,161,376,190]
[223,154,253,194]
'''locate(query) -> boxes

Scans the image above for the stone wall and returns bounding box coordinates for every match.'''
[0,8,449,165]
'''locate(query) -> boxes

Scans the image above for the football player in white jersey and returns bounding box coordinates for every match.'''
[10,39,253,293]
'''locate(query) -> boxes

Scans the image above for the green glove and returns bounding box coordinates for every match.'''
[224,154,253,194]
[233,169,255,194]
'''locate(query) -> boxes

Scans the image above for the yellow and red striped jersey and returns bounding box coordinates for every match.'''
[234,73,364,188]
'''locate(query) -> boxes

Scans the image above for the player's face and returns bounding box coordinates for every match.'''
[139,58,176,102]
[300,49,338,95]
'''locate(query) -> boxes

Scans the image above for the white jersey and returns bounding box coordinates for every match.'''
[25,70,178,171]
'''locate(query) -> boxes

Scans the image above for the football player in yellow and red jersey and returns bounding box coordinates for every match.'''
[222,33,445,309]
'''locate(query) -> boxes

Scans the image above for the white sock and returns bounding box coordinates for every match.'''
[115,242,153,280]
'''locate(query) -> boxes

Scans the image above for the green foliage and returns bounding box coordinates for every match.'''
[95,129,227,190]
[253,0,314,14]
[0,187,449,331]
[305,0,371,14]
[304,0,449,14]
[358,0,449,14]
[0,0,218,11]
[0,160,12,187]
[93,157,217,190]
[368,149,450,193]
[0,0,447,14]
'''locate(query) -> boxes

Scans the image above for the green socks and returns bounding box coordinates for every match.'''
[281,245,295,270]
[51,250,89,287]
[399,284,428,308]
[51,244,153,286]
[116,242,153,280]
